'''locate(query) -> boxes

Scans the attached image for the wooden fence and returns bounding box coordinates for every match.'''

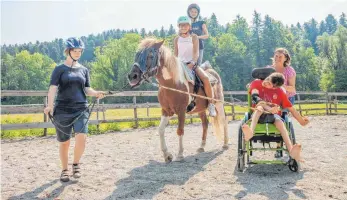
[1,90,347,136]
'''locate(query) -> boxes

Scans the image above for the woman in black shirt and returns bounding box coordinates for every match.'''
[44,37,105,182]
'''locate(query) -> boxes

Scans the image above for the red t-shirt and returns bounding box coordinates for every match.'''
[249,79,292,115]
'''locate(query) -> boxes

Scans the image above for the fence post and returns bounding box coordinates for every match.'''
[325,92,329,115]
[97,99,100,131]
[43,96,48,136]
[146,102,150,117]
[297,94,302,115]
[102,102,106,120]
[133,96,138,128]
[230,94,235,121]
[329,97,332,114]
[334,95,338,114]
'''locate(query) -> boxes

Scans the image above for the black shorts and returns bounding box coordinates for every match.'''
[53,108,89,142]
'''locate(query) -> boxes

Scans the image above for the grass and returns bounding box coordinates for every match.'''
[1,103,346,139]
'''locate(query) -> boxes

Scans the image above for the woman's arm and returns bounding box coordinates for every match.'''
[85,87,106,99]
[284,75,296,93]
[47,85,58,108]
[85,87,98,96]
[198,23,209,40]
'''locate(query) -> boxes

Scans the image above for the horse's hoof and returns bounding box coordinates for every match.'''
[222,144,229,150]
[176,155,184,162]
[197,148,205,153]
[164,153,173,163]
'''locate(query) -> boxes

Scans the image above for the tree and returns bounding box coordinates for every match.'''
[250,10,263,67]
[339,12,347,28]
[140,28,146,38]
[153,29,159,37]
[303,18,319,54]
[167,24,176,36]
[319,21,327,35]
[91,34,142,93]
[317,26,347,91]
[159,26,166,38]
[325,14,338,35]
[291,47,319,91]
[208,13,221,37]
[214,34,249,90]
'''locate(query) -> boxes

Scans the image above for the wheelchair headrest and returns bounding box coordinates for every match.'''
[251,67,276,80]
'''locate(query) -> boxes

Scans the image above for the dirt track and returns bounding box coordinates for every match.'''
[2,115,347,200]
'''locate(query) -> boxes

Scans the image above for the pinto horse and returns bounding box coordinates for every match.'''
[128,38,229,162]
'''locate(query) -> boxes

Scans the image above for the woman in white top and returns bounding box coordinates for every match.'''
[174,16,216,116]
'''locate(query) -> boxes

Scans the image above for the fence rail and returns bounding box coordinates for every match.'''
[1,90,347,134]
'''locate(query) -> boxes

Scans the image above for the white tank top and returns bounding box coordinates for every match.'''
[177,36,195,63]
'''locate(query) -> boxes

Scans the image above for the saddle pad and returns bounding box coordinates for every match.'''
[181,62,218,85]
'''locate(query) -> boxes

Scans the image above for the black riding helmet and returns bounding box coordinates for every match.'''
[66,37,85,62]
[187,3,200,19]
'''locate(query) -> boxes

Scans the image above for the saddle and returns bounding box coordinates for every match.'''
[184,61,217,113]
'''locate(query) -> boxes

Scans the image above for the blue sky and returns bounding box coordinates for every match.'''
[1,0,347,45]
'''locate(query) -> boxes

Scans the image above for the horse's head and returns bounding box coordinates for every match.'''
[128,40,164,88]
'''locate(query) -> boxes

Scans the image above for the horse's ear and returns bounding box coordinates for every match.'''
[153,40,164,50]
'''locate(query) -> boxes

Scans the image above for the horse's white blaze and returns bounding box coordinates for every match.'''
[159,116,170,154]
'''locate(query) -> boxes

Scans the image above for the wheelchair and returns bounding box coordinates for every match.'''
[237,68,299,172]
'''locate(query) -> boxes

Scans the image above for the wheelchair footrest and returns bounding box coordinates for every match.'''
[248,160,287,165]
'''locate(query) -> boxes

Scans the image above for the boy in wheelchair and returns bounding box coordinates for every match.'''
[242,71,309,162]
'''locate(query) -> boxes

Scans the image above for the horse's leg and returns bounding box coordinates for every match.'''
[159,115,173,163]
[197,112,208,153]
[176,110,185,161]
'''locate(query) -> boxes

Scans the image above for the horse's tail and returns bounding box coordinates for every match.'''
[209,72,229,144]
[211,102,228,143]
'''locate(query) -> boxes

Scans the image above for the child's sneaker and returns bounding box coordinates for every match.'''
[208,103,217,117]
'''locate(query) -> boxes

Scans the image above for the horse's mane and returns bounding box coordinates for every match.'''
[138,38,184,84]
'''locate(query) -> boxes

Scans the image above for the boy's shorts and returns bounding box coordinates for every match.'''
[258,114,284,124]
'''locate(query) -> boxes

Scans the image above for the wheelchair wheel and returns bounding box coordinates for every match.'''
[237,125,246,172]
[288,158,299,172]
[289,122,296,144]
[288,122,300,172]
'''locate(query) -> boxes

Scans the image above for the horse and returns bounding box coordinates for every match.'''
[127,38,229,162]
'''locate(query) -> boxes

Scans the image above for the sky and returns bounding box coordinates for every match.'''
[1,0,347,45]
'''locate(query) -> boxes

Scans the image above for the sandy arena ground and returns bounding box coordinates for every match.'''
[1,115,347,200]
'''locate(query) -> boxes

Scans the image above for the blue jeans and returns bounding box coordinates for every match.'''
[288,96,295,105]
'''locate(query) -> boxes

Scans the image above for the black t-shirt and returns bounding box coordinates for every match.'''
[191,20,206,50]
[50,64,90,111]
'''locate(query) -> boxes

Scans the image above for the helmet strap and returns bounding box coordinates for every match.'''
[68,49,79,67]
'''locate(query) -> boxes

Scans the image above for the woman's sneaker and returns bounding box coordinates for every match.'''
[72,163,81,178]
[208,103,217,117]
[60,169,70,182]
